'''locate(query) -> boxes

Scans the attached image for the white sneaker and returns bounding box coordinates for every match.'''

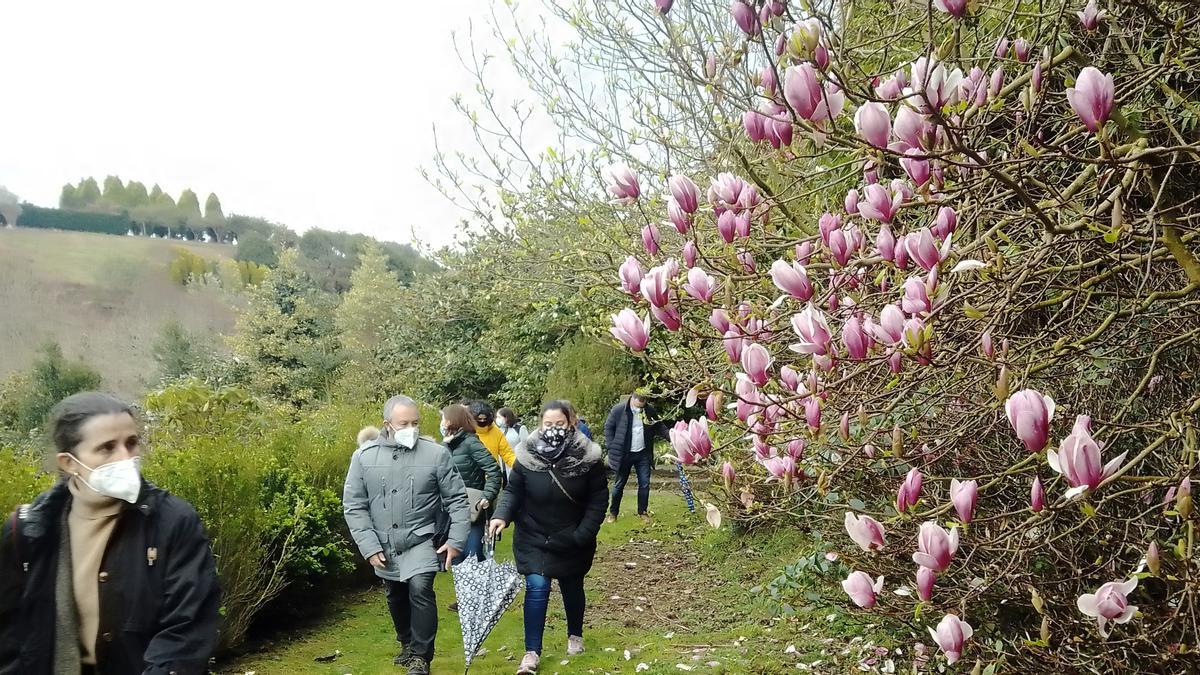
[517,651,539,674]
[567,635,585,655]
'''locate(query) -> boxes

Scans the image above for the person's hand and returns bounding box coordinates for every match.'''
[488,518,507,538]
[477,498,490,510]
[436,542,460,568]
[367,552,387,569]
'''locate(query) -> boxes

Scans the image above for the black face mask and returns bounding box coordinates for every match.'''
[476,415,494,428]
[542,427,569,448]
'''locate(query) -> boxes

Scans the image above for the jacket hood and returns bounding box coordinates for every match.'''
[515,430,602,478]
[357,426,380,446]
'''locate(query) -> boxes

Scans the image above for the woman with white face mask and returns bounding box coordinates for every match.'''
[0,392,221,675]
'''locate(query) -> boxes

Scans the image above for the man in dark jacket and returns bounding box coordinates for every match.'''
[603,391,669,524]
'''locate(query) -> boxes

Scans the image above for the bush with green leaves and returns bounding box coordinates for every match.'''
[542,332,641,424]
[0,342,102,435]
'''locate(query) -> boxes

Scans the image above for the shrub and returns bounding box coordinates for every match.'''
[0,446,53,514]
[0,343,102,434]
[542,332,641,424]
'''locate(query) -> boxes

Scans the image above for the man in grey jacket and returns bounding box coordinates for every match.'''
[343,395,470,675]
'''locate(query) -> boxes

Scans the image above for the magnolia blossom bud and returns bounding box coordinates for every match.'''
[1177,477,1192,519]
[1147,540,1161,576]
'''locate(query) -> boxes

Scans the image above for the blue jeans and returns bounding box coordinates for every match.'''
[451,521,486,566]
[610,451,652,516]
[524,574,586,654]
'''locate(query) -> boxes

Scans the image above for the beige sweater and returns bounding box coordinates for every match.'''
[67,478,124,665]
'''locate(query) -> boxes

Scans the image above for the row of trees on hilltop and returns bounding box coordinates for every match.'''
[60,176,227,239]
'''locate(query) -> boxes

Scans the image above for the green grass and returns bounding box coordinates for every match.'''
[221,489,871,675]
[0,227,240,397]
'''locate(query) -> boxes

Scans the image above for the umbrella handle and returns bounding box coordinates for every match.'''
[483,530,497,560]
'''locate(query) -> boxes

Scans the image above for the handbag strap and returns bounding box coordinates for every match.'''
[547,464,580,505]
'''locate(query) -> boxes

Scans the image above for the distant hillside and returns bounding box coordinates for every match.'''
[0,227,241,398]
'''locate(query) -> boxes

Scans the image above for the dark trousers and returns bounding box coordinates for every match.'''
[610,451,652,516]
[524,573,586,654]
[452,521,486,565]
[385,572,438,660]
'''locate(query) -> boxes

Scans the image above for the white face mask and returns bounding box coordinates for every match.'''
[70,455,143,504]
[496,419,508,430]
[393,427,420,449]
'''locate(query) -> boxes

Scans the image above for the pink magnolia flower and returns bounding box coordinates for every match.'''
[917,566,936,602]
[783,63,845,123]
[932,206,958,239]
[844,512,886,551]
[790,304,833,357]
[933,0,968,18]
[765,112,794,148]
[875,222,896,261]
[1031,476,1046,512]
[706,393,721,421]
[1005,389,1056,452]
[897,467,923,512]
[989,66,1005,99]
[741,343,773,386]
[605,164,640,203]
[892,106,928,151]
[683,240,699,268]
[737,249,756,273]
[913,521,959,572]
[994,37,1010,59]
[730,0,759,36]
[842,571,884,609]
[842,315,870,360]
[655,0,674,14]
[720,460,736,485]
[1013,38,1032,63]
[640,266,671,308]
[1048,415,1128,497]
[1077,578,1138,638]
[1031,61,1043,94]
[763,455,797,481]
[872,304,906,345]
[610,309,650,351]
[795,241,813,265]
[929,614,973,665]
[668,175,699,213]
[618,256,643,298]
[1147,541,1161,576]
[650,303,682,331]
[716,211,738,243]
[901,151,931,187]
[875,71,905,100]
[906,56,964,112]
[709,308,731,334]
[901,276,932,315]
[770,259,813,300]
[1066,66,1115,134]
[668,198,690,234]
[708,172,751,214]
[803,396,821,432]
[859,183,903,223]
[786,438,806,460]
[854,102,891,148]
[668,421,699,464]
[844,189,859,214]
[827,225,861,267]
[905,228,951,271]
[742,109,767,143]
[723,330,745,363]
[759,66,778,97]
[1077,0,1107,31]
[641,223,660,255]
[818,212,842,246]
[683,267,718,303]
[950,478,978,524]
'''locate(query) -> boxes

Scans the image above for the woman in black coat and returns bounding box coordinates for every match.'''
[489,400,607,675]
[0,392,220,675]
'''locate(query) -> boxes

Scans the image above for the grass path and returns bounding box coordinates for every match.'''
[220,490,870,675]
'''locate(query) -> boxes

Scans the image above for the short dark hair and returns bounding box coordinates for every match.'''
[48,392,135,456]
[540,400,578,427]
[441,404,476,436]
[497,407,520,428]
[467,400,495,425]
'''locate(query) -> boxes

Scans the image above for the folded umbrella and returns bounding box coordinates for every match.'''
[452,536,524,672]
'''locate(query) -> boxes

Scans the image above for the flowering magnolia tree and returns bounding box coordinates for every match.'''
[436,0,1200,670]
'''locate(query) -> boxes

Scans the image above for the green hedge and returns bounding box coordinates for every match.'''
[17,203,133,236]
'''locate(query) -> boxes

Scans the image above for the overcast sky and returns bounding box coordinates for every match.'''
[1,0,547,249]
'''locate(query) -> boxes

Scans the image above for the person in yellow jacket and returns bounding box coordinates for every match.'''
[468,400,516,471]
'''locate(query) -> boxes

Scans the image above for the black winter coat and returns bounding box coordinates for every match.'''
[0,479,221,675]
[603,399,670,472]
[445,432,502,504]
[494,431,608,579]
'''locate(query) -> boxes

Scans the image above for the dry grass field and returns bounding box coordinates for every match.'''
[0,227,241,398]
